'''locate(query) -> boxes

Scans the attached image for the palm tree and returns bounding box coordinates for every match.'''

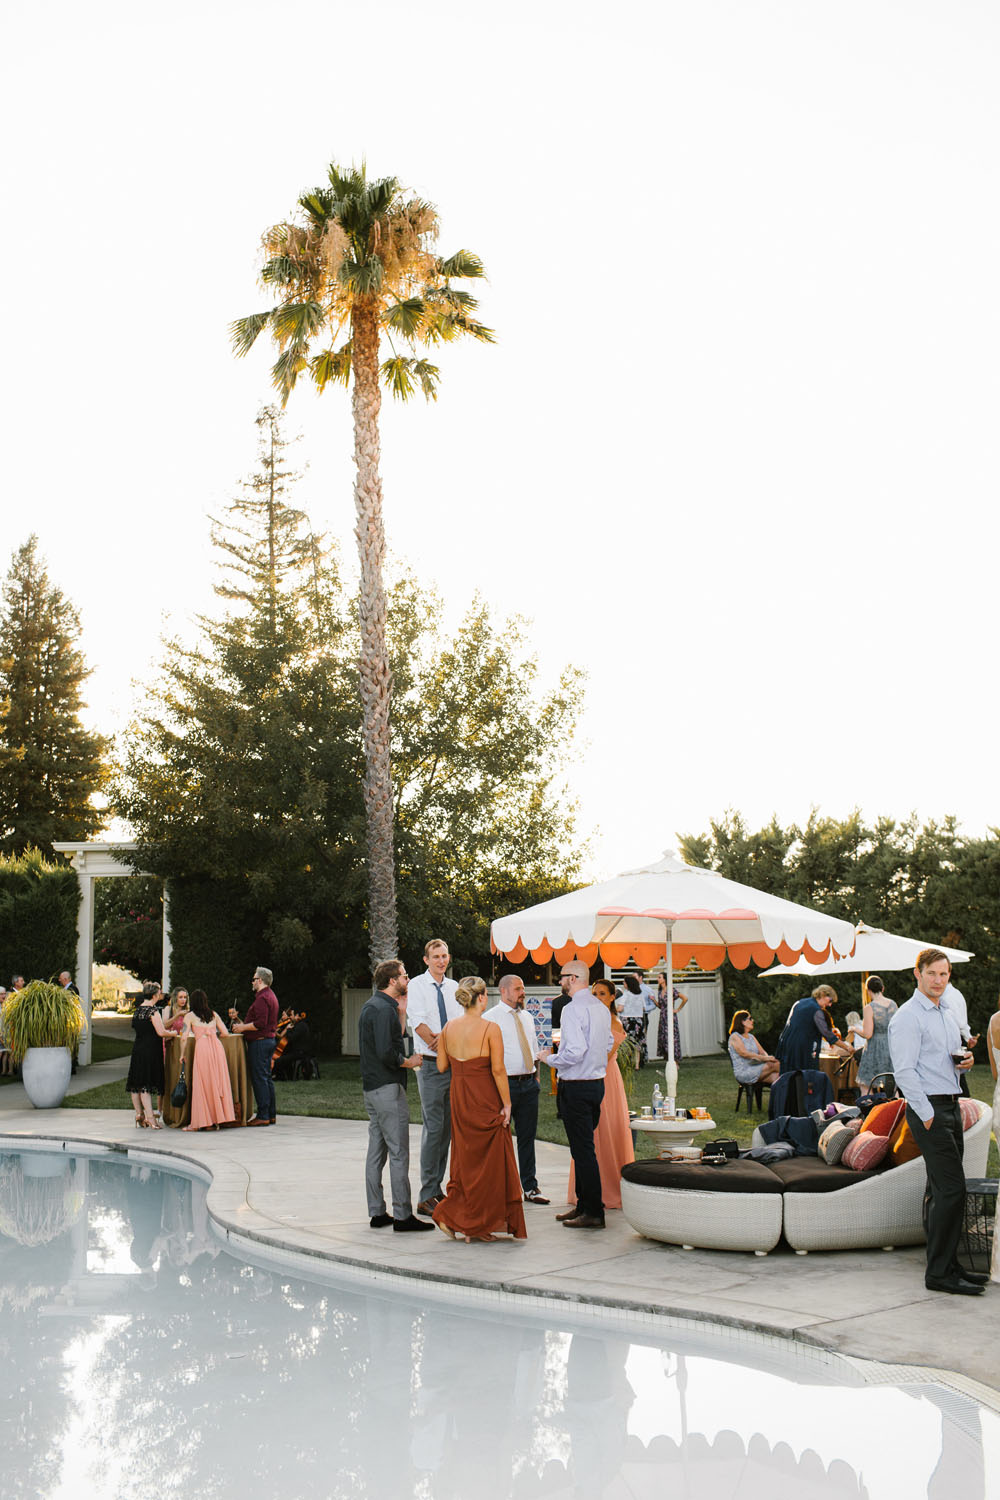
[231,162,493,966]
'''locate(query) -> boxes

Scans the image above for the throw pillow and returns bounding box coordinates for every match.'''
[842,1132,892,1171]
[886,1112,922,1166]
[959,1097,980,1130]
[818,1118,862,1165]
[861,1099,906,1137]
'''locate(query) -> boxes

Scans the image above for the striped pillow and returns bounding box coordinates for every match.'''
[842,1132,892,1172]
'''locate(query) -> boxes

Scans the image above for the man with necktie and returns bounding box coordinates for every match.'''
[489,974,550,1205]
[406,938,462,1215]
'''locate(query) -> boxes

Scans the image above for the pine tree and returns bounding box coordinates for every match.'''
[0,536,108,853]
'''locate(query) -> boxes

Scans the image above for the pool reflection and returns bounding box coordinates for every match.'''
[0,1151,988,1500]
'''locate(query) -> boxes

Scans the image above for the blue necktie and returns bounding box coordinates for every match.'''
[434,982,447,1029]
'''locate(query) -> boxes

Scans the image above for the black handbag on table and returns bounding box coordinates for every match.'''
[170,1058,188,1108]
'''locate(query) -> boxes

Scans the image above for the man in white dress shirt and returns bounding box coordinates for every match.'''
[405,938,461,1215]
[489,975,550,1205]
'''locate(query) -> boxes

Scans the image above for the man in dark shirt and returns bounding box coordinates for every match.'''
[359,959,432,1233]
[230,966,280,1126]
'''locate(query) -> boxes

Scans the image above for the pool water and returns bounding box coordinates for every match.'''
[0,1146,995,1500]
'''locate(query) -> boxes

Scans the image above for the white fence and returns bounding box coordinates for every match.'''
[341,980,724,1057]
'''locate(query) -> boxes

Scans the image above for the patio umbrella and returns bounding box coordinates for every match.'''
[490,851,856,1101]
[758,922,973,979]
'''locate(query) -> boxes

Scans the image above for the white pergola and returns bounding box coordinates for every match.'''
[51,841,171,1066]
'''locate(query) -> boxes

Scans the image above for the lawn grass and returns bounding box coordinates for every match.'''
[61,1048,999,1175]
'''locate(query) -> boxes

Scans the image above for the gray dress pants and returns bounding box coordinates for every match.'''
[415,1059,451,1202]
[363,1082,412,1220]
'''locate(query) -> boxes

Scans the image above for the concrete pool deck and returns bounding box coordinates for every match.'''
[1,1104,997,1400]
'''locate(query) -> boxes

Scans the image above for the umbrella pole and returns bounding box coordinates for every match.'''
[664,924,678,1106]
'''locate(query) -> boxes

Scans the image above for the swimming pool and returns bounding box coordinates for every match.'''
[1,1143,995,1499]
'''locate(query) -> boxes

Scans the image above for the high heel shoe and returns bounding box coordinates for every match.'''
[144,1116,164,1129]
[134,1115,147,1128]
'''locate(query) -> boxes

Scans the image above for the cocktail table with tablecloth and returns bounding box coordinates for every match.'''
[161,1035,251,1128]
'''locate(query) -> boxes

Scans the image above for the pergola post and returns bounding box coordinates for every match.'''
[161,883,172,991]
[53,840,153,1070]
[75,870,95,1065]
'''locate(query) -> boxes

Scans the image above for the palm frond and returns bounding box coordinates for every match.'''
[381,356,415,400]
[260,256,303,287]
[383,297,425,339]
[339,257,384,296]
[310,342,353,392]
[425,287,477,311]
[271,301,325,346]
[230,310,274,357]
[298,189,335,226]
[412,358,440,400]
[271,347,308,401]
[437,249,486,279]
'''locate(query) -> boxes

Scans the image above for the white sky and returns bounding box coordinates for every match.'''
[2,0,998,878]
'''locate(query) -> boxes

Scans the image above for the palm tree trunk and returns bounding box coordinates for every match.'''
[350,301,399,967]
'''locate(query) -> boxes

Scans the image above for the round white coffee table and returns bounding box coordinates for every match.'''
[629,1116,716,1148]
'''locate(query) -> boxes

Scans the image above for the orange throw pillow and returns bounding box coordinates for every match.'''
[887,1111,922,1165]
[861,1099,906,1137]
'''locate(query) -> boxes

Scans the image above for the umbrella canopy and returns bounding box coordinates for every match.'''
[490,852,857,971]
[758,922,973,979]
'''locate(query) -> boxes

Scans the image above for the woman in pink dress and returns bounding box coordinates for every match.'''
[180,989,236,1131]
[567,979,634,1210]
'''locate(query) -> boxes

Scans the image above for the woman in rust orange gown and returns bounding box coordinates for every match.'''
[433,977,527,1244]
[567,978,634,1210]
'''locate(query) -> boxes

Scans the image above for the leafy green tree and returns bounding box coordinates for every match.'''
[232,160,494,967]
[117,419,583,1041]
[0,536,108,854]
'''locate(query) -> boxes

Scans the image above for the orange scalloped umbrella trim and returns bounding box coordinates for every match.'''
[551,942,600,966]
[726,943,778,970]
[802,938,832,963]
[529,941,554,963]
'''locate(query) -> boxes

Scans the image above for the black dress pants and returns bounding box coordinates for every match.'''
[559,1078,605,1219]
[907,1095,965,1283]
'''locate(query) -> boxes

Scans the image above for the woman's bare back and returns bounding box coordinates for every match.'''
[443,1017,496,1062]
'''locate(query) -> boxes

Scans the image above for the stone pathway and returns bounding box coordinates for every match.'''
[1,1107,996,1400]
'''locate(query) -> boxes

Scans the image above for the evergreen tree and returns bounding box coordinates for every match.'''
[0,536,108,854]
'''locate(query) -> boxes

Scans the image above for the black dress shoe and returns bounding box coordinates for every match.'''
[924,1275,984,1295]
[393,1214,435,1232]
[949,1265,990,1284]
[563,1214,606,1229]
[369,1213,394,1228]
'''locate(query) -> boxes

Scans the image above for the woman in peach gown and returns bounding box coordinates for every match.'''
[180,989,236,1131]
[433,977,527,1243]
[568,979,634,1210]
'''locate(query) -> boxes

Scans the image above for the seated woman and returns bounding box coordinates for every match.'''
[728,1010,780,1090]
[272,1010,312,1079]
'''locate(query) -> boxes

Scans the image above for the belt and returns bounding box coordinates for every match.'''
[927,1093,959,1102]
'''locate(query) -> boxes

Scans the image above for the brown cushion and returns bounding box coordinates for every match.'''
[887,1112,923,1165]
[843,1132,892,1170]
[763,1157,884,1193]
[621,1159,784,1193]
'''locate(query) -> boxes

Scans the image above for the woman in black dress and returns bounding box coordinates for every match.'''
[127,980,176,1128]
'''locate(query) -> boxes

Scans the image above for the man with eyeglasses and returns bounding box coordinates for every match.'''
[540,960,613,1229]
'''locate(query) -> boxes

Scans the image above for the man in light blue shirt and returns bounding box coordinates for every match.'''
[888,948,983,1296]
[540,960,613,1229]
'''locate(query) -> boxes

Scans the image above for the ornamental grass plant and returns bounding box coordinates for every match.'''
[2,980,84,1062]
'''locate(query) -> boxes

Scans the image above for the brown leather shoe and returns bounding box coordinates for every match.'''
[416,1197,441,1216]
[247,1117,271,1127]
[563,1214,605,1229]
[555,1207,582,1221]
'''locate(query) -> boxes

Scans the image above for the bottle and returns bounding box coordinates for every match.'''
[651,1084,663,1118]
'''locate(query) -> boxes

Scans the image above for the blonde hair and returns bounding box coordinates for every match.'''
[455,975,487,1011]
[812,984,837,1002]
[424,938,448,959]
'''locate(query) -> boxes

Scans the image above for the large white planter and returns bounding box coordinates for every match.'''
[21,1047,72,1109]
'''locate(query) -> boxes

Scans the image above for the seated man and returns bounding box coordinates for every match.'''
[273,1010,313,1079]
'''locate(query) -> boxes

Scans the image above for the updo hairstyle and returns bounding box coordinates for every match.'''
[455,976,487,1011]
